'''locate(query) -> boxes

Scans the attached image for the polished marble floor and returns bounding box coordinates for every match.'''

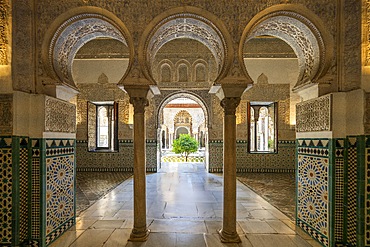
[51,163,320,247]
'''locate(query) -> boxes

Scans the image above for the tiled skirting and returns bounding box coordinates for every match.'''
[76,139,158,171]
[208,140,295,173]
[76,167,157,172]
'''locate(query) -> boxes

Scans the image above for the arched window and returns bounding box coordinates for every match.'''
[161,64,171,82]
[178,64,188,82]
[195,64,206,82]
[248,102,277,153]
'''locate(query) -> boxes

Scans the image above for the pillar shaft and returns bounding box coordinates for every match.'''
[129,97,150,241]
[219,97,241,243]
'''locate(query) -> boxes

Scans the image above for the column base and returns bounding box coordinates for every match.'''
[129,228,150,242]
[218,228,241,243]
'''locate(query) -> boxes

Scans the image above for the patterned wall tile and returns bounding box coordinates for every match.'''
[31,140,40,240]
[209,140,295,173]
[334,150,344,243]
[146,140,157,172]
[297,138,330,247]
[45,139,75,245]
[76,140,134,171]
[0,145,12,245]
[365,136,370,246]
[208,141,223,172]
[19,137,29,243]
[347,138,357,246]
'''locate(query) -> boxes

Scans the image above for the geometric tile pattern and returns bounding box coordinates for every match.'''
[335,158,344,243]
[45,139,75,243]
[161,156,205,162]
[146,140,157,172]
[45,218,75,246]
[76,140,134,171]
[209,141,223,171]
[297,220,329,247]
[297,138,330,247]
[347,139,357,246]
[209,140,295,173]
[334,139,344,244]
[31,143,40,240]
[297,154,329,246]
[366,146,370,246]
[19,138,29,243]
[0,146,12,245]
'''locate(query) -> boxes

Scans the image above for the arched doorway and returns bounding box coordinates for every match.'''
[157,93,209,171]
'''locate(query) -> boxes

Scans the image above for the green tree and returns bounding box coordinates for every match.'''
[172,134,199,162]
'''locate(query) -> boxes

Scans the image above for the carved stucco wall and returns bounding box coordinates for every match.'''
[0,94,12,135]
[12,0,35,92]
[35,0,338,89]
[341,0,361,91]
[45,96,76,133]
[0,0,9,65]
[296,94,331,132]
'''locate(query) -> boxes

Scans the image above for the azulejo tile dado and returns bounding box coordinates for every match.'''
[297,138,331,247]
[45,138,76,244]
[0,147,12,245]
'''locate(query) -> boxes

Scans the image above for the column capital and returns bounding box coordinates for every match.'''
[220,97,241,115]
[130,97,149,114]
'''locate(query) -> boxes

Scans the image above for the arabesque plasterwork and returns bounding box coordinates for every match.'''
[45,97,76,133]
[296,94,331,132]
[0,0,9,65]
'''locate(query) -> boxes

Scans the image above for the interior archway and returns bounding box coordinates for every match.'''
[42,7,134,89]
[240,4,334,91]
[157,93,209,171]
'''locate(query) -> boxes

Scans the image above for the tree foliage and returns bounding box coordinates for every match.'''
[172,134,198,161]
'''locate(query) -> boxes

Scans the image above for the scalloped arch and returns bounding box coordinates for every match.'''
[239,4,334,90]
[41,7,134,89]
[139,6,234,85]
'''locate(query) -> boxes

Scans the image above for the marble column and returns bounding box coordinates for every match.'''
[129,97,150,241]
[219,97,241,243]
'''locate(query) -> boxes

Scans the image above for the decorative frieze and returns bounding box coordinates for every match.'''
[296,94,331,132]
[45,97,76,133]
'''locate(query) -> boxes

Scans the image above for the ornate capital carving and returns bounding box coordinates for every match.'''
[220,97,241,115]
[130,97,149,114]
